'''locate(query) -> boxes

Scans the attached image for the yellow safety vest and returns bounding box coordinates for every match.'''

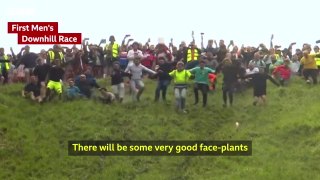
[48,51,64,62]
[105,43,119,58]
[315,52,320,66]
[187,49,199,62]
[0,55,10,71]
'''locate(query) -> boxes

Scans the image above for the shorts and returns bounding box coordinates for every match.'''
[254,87,266,97]
[47,80,62,94]
[222,83,235,92]
[130,79,144,90]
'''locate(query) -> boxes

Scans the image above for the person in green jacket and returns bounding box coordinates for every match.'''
[189,60,215,107]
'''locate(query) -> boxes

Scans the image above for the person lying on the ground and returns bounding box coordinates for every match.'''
[22,75,42,103]
[98,88,115,104]
[272,58,291,86]
[243,69,280,106]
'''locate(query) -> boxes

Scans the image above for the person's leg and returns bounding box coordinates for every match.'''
[136,80,144,101]
[261,95,267,105]
[2,70,8,84]
[129,80,138,101]
[303,69,310,82]
[223,90,228,107]
[162,80,170,101]
[311,69,318,84]
[111,85,119,100]
[119,83,125,103]
[193,83,199,105]
[55,81,63,100]
[253,96,259,106]
[155,80,162,102]
[201,84,208,107]
[174,88,180,111]
[181,88,187,111]
[228,91,233,106]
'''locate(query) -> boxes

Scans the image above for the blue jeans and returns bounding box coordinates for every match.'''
[155,80,170,101]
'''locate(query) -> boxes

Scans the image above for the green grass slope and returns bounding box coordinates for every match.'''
[1,76,320,180]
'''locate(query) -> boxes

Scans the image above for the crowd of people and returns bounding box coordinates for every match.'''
[1,34,320,113]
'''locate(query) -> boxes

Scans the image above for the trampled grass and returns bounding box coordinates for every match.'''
[0,76,320,180]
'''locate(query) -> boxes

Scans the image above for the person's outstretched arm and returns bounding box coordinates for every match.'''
[267,74,280,86]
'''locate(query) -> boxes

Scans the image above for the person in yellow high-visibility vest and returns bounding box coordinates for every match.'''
[314,46,320,73]
[47,45,65,65]
[185,42,201,69]
[0,48,10,84]
[104,35,120,76]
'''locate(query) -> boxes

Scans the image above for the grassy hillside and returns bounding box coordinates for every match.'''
[1,76,320,180]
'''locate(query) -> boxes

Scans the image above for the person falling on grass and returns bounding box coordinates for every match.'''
[272,58,291,86]
[244,69,280,106]
[169,61,192,113]
[189,60,215,107]
[45,59,65,101]
[22,75,42,103]
[125,57,156,101]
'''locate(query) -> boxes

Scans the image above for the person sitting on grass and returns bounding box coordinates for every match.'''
[45,59,65,101]
[22,75,42,103]
[244,69,280,106]
[66,78,81,100]
[272,58,291,86]
[169,61,192,113]
[98,88,115,104]
[75,69,101,98]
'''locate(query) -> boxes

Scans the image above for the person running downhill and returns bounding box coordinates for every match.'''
[45,59,65,101]
[189,60,215,107]
[125,57,156,101]
[244,69,280,106]
[169,61,192,113]
[154,57,173,102]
